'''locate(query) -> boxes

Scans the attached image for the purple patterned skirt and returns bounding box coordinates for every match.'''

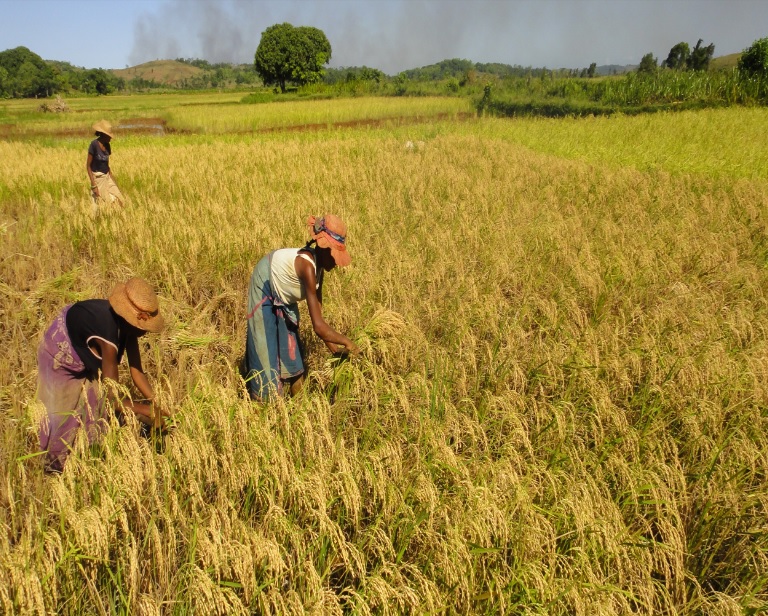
[37,305,106,471]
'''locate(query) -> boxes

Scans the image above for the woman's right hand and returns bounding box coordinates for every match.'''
[327,339,359,356]
[334,339,360,356]
[132,401,172,429]
[152,403,170,429]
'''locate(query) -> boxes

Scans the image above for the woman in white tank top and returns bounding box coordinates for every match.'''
[243,215,359,400]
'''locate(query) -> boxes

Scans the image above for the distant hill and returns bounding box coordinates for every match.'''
[710,53,741,71]
[596,64,635,76]
[110,60,204,86]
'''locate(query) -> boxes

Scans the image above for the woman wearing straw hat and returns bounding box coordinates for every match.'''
[87,119,124,206]
[37,277,168,471]
[243,214,360,401]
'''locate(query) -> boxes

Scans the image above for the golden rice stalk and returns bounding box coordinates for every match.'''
[134,593,161,616]
[181,565,249,616]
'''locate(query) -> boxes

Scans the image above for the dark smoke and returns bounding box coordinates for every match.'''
[129,0,764,74]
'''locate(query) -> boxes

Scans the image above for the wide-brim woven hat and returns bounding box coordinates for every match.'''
[92,119,114,139]
[307,214,351,267]
[109,277,165,333]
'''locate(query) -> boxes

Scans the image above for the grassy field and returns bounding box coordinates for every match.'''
[1,93,767,615]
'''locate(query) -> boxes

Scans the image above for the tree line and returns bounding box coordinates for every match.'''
[638,39,717,74]
[0,47,124,98]
[1,26,767,102]
[0,47,262,98]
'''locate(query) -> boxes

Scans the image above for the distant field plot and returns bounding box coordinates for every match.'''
[0,92,239,131]
[164,96,474,134]
[1,97,767,614]
[0,93,473,139]
[477,107,768,179]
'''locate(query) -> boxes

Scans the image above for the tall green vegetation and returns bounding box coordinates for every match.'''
[480,65,766,119]
[637,53,658,74]
[738,36,768,78]
[738,37,768,100]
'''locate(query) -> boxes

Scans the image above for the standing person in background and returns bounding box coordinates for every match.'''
[243,214,360,401]
[37,277,168,471]
[87,120,124,207]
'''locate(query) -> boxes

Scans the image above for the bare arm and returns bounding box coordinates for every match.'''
[295,256,359,354]
[86,152,99,198]
[314,273,334,353]
[97,339,163,426]
[125,335,154,399]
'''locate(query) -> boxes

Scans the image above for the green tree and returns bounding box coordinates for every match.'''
[0,46,56,97]
[393,72,408,95]
[738,37,768,79]
[15,61,41,97]
[78,68,116,94]
[254,23,331,93]
[587,63,597,78]
[0,66,9,97]
[637,52,658,74]
[687,39,715,71]
[664,42,690,70]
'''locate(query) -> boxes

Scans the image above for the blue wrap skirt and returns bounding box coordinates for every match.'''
[244,253,304,400]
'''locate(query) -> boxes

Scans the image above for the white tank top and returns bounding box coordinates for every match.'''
[269,248,318,305]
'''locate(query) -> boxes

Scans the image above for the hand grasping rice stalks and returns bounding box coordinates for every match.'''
[308,309,430,416]
[331,307,427,379]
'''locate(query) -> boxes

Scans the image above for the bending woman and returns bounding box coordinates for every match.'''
[244,214,359,400]
[37,277,167,471]
[87,119,124,206]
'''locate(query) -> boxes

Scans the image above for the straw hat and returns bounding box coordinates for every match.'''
[92,119,114,139]
[108,277,165,333]
[307,214,350,267]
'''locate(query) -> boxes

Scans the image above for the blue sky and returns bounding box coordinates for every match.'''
[1,0,766,75]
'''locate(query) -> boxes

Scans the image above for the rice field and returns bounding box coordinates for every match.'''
[1,94,767,615]
[0,94,472,138]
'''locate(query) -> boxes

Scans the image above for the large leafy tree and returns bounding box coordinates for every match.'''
[0,46,56,97]
[637,53,658,74]
[687,39,715,71]
[254,23,331,93]
[664,42,690,70]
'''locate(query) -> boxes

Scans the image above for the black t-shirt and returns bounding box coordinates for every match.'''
[88,139,111,174]
[66,299,127,378]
